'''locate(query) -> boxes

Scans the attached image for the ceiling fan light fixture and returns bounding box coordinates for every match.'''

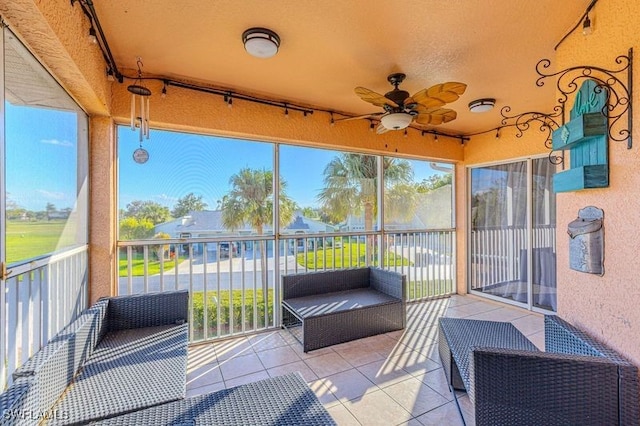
[468,98,496,113]
[380,112,413,130]
[242,27,280,58]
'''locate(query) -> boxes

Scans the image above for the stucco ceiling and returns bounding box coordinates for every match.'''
[92,1,592,135]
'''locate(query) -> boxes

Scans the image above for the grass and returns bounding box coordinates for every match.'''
[297,242,412,269]
[6,220,77,264]
[118,252,183,277]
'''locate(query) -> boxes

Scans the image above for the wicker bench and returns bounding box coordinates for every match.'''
[282,267,406,352]
[438,315,640,426]
[0,291,336,425]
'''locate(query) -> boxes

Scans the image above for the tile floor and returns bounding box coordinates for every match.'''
[186,295,545,426]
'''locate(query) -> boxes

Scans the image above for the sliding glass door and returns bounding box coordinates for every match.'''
[469,158,556,311]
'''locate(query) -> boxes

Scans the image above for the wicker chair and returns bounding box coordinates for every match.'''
[438,315,640,426]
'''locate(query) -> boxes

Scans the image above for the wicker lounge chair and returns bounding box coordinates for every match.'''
[438,315,640,426]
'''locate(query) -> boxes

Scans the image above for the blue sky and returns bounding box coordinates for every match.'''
[5,103,450,213]
[118,126,450,213]
[6,103,81,211]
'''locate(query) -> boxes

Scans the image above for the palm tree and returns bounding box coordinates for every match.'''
[220,168,295,326]
[317,153,413,264]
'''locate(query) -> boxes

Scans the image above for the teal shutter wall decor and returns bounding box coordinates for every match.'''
[552,79,609,192]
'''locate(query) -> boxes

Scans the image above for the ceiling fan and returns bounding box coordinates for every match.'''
[340,73,467,134]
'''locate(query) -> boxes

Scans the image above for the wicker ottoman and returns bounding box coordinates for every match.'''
[438,318,538,393]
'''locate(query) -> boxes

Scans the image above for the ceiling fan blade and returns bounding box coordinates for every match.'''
[411,82,467,107]
[405,94,445,109]
[376,123,391,134]
[415,108,458,125]
[355,87,399,108]
[334,112,384,123]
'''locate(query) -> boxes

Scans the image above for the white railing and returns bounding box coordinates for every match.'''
[470,225,556,290]
[2,246,89,388]
[117,230,455,343]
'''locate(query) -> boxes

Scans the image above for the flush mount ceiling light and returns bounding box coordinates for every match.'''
[242,27,280,58]
[468,98,496,113]
[380,112,413,130]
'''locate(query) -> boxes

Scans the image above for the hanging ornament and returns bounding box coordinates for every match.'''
[133,144,149,164]
[127,57,152,141]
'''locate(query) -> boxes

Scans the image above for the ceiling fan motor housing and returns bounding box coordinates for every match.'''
[384,89,410,108]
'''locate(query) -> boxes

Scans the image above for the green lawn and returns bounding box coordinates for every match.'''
[6,220,76,264]
[118,252,183,277]
[297,242,411,269]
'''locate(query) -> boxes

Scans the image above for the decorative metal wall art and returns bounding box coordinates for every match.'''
[497,49,632,163]
[499,106,563,164]
[536,48,633,149]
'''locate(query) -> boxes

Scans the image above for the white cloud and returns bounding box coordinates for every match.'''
[41,138,74,147]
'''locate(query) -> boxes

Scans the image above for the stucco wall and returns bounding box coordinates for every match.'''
[108,79,465,161]
[551,0,640,365]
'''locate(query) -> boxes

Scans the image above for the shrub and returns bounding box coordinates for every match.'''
[190,289,274,340]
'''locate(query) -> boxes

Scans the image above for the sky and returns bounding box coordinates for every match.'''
[118,126,451,213]
[4,101,450,213]
[6,103,82,212]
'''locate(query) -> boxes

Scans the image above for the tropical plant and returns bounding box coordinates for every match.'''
[384,182,418,223]
[318,154,413,228]
[416,173,452,193]
[220,168,296,305]
[171,192,208,218]
[122,200,171,224]
[152,232,171,260]
[317,154,413,262]
[119,216,155,240]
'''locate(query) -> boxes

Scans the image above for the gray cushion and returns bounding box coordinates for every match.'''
[283,288,398,318]
[48,324,188,425]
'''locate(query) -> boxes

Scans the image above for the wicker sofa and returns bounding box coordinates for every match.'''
[282,267,406,352]
[0,291,336,425]
[438,315,640,426]
[1,291,190,425]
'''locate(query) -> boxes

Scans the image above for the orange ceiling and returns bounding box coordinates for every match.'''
[92,1,592,134]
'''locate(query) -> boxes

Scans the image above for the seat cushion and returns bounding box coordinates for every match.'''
[92,373,336,426]
[48,323,188,425]
[283,288,398,319]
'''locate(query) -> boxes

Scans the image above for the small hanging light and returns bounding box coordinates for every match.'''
[127,57,152,141]
[582,14,593,35]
